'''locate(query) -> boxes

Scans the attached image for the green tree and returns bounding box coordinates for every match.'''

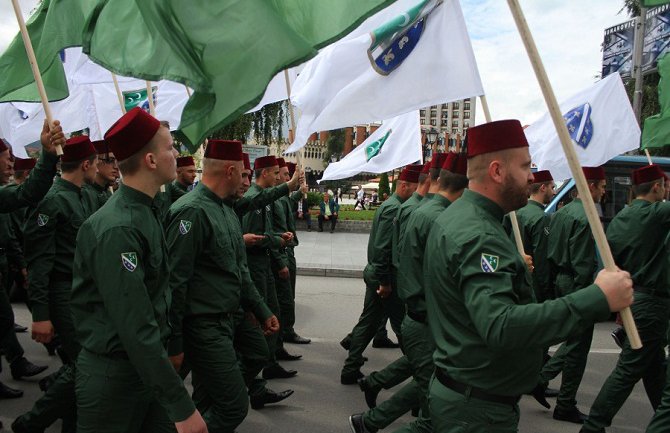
[378,172,390,199]
[209,101,285,145]
[323,128,346,165]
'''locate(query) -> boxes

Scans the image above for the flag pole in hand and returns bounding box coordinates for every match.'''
[506,0,641,349]
[284,69,307,188]
[11,0,62,155]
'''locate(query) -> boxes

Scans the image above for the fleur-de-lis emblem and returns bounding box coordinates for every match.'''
[399,36,409,49]
[383,50,395,66]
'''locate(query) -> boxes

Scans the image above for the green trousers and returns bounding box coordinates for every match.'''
[367,356,413,391]
[274,254,293,351]
[76,349,175,433]
[646,350,670,433]
[248,254,280,368]
[582,293,670,432]
[0,268,14,353]
[233,310,270,399]
[429,376,520,433]
[285,247,297,336]
[185,315,248,433]
[18,282,78,432]
[540,342,567,386]
[365,315,435,432]
[341,270,405,376]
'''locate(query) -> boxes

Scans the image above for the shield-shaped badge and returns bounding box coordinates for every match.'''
[179,220,192,235]
[481,253,499,273]
[367,0,441,75]
[563,103,593,149]
[37,214,49,227]
[121,252,138,272]
[365,130,392,162]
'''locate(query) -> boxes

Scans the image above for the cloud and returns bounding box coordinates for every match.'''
[461,0,632,125]
[0,0,39,55]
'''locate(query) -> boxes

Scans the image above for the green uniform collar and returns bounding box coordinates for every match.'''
[424,193,435,200]
[432,193,452,207]
[175,180,190,192]
[412,192,422,201]
[630,198,652,207]
[55,177,84,196]
[116,184,155,207]
[527,199,545,210]
[196,182,225,206]
[91,181,108,193]
[462,189,504,222]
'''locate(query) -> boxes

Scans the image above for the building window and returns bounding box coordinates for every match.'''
[452,128,459,134]
[441,104,448,109]
[430,119,437,126]
[442,120,448,126]
[464,111,470,119]
[452,111,459,118]
[420,118,426,125]
[464,122,470,129]
[420,110,426,117]
[464,103,471,110]
[452,102,459,109]
[430,110,437,118]
[452,120,459,127]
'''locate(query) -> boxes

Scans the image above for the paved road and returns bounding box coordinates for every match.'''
[1,276,657,432]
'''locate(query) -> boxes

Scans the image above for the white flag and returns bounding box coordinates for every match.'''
[286,0,483,154]
[319,111,421,182]
[246,68,298,114]
[525,73,640,180]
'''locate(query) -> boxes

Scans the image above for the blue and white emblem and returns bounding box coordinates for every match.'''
[481,253,499,273]
[179,220,192,235]
[121,252,138,272]
[563,103,593,149]
[367,0,441,75]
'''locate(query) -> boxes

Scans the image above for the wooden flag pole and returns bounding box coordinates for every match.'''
[479,95,526,256]
[184,85,192,98]
[644,148,653,165]
[111,73,126,114]
[11,0,62,155]
[283,69,307,187]
[507,0,641,349]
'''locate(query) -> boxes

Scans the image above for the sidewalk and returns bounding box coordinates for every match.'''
[294,230,368,278]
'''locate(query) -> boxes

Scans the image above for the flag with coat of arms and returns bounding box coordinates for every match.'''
[524,73,640,180]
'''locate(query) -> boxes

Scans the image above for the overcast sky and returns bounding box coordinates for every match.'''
[0,0,632,126]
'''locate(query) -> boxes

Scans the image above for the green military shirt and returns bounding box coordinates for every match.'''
[419,192,435,207]
[392,192,422,269]
[398,194,451,315]
[0,152,58,214]
[25,177,92,322]
[165,183,273,355]
[509,200,551,298]
[368,193,404,286]
[0,212,26,271]
[424,190,610,396]
[234,183,289,220]
[71,184,195,422]
[165,180,189,204]
[83,181,113,212]
[242,183,283,258]
[272,191,303,249]
[547,198,597,293]
[606,199,670,293]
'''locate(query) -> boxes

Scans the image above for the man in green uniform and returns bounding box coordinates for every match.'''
[350,153,469,433]
[283,162,311,345]
[272,158,308,362]
[340,166,419,385]
[418,153,448,207]
[581,164,670,433]
[70,107,207,433]
[83,140,118,211]
[540,165,608,424]
[422,120,633,433]
[0,121,63,431]
[166,139,281,432]
[234,152,298,409]
[165,156,197,203]
[13,135,99,433]
[242,155,296,380]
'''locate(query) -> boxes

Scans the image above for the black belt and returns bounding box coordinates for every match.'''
[635,286,670,300]
[407,310,427,324]
[50,271,73,282]
[247,248,270,256]
[435,368,520,406]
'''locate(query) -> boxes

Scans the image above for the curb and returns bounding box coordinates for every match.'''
[296,266,363,279]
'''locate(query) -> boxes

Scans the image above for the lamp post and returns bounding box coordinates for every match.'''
[424,127,439,161]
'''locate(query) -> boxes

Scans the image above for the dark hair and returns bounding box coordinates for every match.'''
[118,140,158,176]
[429,167,441,181]
[438,169,468,192]
[418,173,429,184]
[632,179,661,196]
[529,181,552,195]
[60,154,97,173]
[254,168,264,179]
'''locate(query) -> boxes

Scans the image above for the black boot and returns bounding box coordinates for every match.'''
[0,380,23,399]
[11,357,48,380]
[250,388,294,409]
[262,364,297,379]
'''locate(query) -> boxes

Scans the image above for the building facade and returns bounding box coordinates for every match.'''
[419,97,476,158]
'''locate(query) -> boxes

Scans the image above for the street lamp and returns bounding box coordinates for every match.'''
[426,128,439,145]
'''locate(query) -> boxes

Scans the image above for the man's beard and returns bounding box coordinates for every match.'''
[501,175,529,212]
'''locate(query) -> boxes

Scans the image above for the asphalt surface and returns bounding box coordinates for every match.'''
[1,275,658,432]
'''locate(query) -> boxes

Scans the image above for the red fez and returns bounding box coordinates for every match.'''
[92,140,109,155]
[421,163,431,174]
[242,153,251,171]
[453,154,468,176]
[582,166,606,181]
[466,119,528,158]
[276,157,286,168]
[442,152,458,171]
[431,153,448,170]
[399,167,420,183]
[13,157,36,171]
[204,140,243,161]
[62,135,97,163]
[104,107,160,162]
[0,138,8,153]
[632,164,666,185]
[407,164,423,172]
[286,162,297,177]
[254,155,277,170]
[532,170,553,184]
[176,156,195,167]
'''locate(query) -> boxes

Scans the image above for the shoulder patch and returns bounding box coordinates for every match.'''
[179,220,192,235]
[481,253,499,273]
[543,226,550,236]
[37,214,49,227]
[121,252,138,272]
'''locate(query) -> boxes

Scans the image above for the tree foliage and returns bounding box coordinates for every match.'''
[323,128,346,165]
[209,101,285,145]
[378,172,390,198]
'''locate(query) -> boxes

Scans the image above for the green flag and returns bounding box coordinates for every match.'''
[642,54,670,149]
[82,0,397,150]
[642,0,670,6]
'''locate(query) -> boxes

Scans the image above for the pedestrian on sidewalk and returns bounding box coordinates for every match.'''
[318,191,339,233]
